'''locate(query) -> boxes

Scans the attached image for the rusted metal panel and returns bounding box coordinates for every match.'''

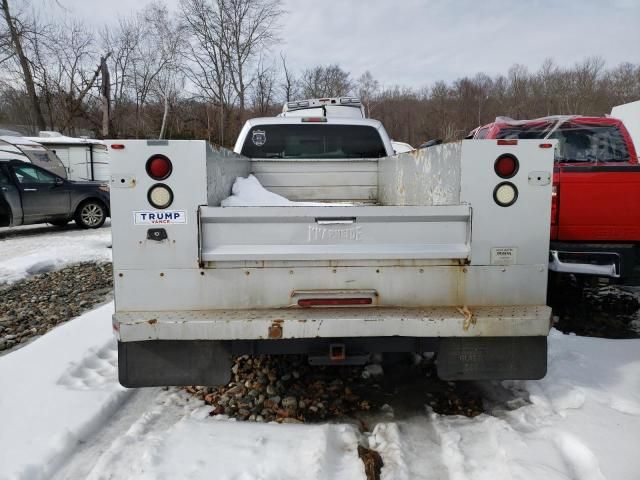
[115,305,551,342]
[378,144,462,206]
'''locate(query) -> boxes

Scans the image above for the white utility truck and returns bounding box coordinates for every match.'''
[109,116,554,387]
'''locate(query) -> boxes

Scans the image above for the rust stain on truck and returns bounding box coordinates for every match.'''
[268,319,284,339]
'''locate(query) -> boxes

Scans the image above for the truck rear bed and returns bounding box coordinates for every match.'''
[109,139,554,385]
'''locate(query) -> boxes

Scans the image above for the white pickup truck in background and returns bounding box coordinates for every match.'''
[278,97,415,153]
[108,114,555,387]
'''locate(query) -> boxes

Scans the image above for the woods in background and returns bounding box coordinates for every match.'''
[1,0,639,146]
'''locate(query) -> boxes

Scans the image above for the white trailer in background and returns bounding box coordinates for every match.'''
[0,136,67,178]
[611,100,640,149]
[27,132,110,182]
[108,119,555,387]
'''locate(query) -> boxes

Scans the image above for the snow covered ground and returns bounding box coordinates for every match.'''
[1,302,639,480]
[0,223,111,284]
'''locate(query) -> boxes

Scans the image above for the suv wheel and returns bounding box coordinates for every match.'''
[75,200,106,229]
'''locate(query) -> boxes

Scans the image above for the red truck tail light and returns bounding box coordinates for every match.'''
[298,298,372,307]
[146,155,173,180]
[301,117,327,123]
[494,154,519,179]
[551,184,559,225]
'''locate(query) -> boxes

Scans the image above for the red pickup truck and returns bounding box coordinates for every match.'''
[471,115,639,280]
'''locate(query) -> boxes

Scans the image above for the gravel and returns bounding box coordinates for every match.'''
[0,262,113,352]
[548,277,640,338]
[188,354,485,424]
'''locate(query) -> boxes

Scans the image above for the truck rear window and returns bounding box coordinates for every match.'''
[240,124,387,159]
[497,123,630,162]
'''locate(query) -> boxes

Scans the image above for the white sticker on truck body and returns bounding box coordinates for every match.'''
[491,247,517,265]
[134,210,187,225]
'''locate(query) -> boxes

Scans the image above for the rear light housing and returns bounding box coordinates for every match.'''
[551,184,559,225]
[147,183,174,209]
[146,154,172,180]
[494,154,519,179]
[493,182,518,207]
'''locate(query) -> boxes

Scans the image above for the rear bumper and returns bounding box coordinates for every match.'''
[114,305,552,342]
[548,242,637,279]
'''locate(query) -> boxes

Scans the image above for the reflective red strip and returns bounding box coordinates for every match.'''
[497,139,518,145]
[301,117,327,123]
[298,298,372,307]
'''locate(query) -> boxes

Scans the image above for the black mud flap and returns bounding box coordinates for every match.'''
[118,340,232,387]
[437,336,547,380]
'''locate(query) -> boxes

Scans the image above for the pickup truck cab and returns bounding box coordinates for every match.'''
[0,159,110,228]
[472,115,639,280]
[278,97,414,155]
[234,117,394,202]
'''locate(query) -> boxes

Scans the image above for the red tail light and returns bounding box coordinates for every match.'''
[146,155,172,180]
[301,117,327,123]
[298,298,372,308]
[551,184,559,225]
[497,139,518,146]
[494,154,519,178]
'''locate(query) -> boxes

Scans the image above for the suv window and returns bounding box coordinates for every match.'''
[0,168,11,186]
[12,165,56,184]
[241,124,387,159]
[475,127,490,139]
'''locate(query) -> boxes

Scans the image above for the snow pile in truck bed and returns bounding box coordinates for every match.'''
[221,174,329,206]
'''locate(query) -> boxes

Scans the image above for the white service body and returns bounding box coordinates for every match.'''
[109,129,555,386]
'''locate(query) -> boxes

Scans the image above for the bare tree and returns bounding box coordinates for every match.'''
[218,0,283,116]
[357,70,379,117]
[101,16,145,136]
[144,2,186,138]
[279,51,297,102]
[301,64,353,98]
[251,56,276,114]
[1,0,46,130]
[181,0,232,143]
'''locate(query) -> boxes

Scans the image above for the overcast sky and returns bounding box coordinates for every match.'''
[60,0,640,89]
